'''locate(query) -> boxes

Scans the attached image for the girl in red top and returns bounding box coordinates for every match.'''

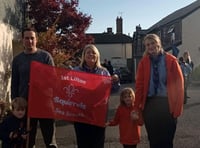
[106,87,142,148]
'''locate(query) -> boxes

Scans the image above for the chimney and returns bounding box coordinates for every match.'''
[136,24,141,31]
[107,27,113,34]
[116,16,123,34]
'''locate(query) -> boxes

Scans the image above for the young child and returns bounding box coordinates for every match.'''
[0,97,28,148]
[106,87,142,148]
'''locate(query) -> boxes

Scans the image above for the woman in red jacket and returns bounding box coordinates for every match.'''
[132,34,184,148]
[106,87,142,148]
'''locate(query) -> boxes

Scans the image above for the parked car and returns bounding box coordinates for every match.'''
[113,67,132,84]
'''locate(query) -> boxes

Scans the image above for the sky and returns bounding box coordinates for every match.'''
[78,0,197,36]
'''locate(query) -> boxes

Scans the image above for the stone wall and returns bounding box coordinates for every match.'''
[0,0,22,29]
[0,23,14,102]
[0,0,22,102]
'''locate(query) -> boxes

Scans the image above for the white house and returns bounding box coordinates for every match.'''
[87,17,133,70]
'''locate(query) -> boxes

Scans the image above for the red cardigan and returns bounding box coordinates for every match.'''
[135,52,184,118]
[108,105,141,145]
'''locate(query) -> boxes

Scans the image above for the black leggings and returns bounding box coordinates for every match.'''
[143,96,177,148]
[74,122,105,148]
[123,144,137,148]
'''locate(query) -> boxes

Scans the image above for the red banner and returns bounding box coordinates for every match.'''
[28,61,112,127]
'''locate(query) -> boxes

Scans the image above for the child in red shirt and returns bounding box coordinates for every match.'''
[106,87,142,148]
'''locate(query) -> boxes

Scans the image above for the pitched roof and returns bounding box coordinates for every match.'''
[87,33,132,44]
[149,0,200,31]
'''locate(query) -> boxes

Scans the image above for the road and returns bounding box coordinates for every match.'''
[35,82,200,148]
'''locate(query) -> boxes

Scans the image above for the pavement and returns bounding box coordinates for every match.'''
[35,81,200,148]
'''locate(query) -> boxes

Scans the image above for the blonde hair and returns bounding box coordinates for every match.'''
[143,33,164,56]
[183,51,191,62]
[79,44,103,68]
[12,97,27,110]
[120,87,135,106]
